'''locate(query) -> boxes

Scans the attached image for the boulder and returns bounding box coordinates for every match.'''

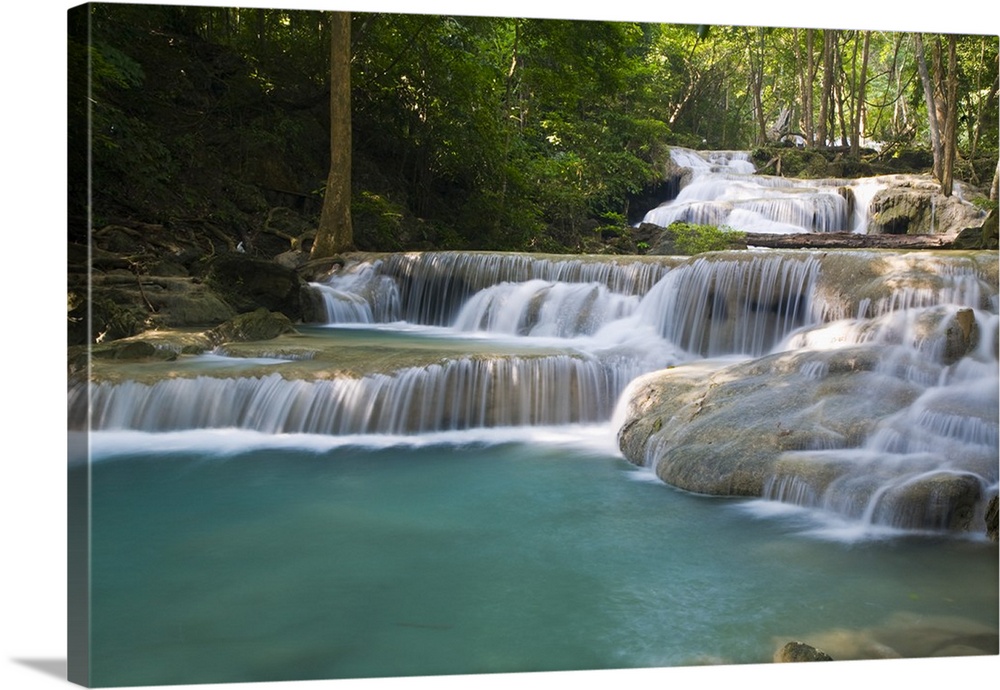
[867,176,987,236]
[206,308,297,345]
[869,472,982,531]
[774,641,833,662]
[617,346,924,497]
[951,208,999,250]
[205,252,307,320]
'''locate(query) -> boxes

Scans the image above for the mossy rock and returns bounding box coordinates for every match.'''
[205,253,306,320]
[774,641,833,662]
[888,148,935,172]
[69,294,148,346]
[951,209,999,250]
[828,157,874,178]
[206,307,297,345]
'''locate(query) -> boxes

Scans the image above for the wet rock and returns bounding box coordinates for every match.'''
[986,495,998,542]
[774,641,833,662]
[792,612,998,661]
[617,346,923,497]
[82,339,179,366]
[206,307,297,345]
[870,472,982,531]
[941,308,980,364]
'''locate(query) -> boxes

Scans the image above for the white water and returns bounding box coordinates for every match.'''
[642,147,885,234]
[84,354,638,434]
[73,172,998,538]
[316,251,677,326]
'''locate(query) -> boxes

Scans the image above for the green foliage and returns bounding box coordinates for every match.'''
[91,41,146,89]
[352,191,405,250]
[668,222,747,255]
[79,4,998,254]
[970,195,999,213]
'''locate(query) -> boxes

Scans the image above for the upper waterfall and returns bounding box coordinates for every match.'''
[642,147,884,235]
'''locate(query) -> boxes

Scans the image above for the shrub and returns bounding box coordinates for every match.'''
[668,222,746,255]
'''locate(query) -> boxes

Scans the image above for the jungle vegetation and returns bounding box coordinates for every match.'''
[69,3,999,255]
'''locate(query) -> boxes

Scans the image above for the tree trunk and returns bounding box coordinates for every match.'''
[312,11,353,259]
[818,29,836,147]
[888,34,908,139]
[744,232,953,250]
[915,33,959,197]
[834,46,849,147]
[749,28,768,145]
[850,31,870,157]
[941,35,958,197]
[914,33,944,182]
[805,29,816,146]
[793,29,815,147]
[968,39,999,165]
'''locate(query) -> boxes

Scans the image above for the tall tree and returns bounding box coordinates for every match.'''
[941,34,958,196]
[914,34,943,178]
[818,29,837,146]
[793,28,817,147]
[914,32,960,196]
[850,31,871,156]
[312,11,353,258]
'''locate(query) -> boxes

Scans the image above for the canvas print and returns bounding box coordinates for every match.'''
[67,1,999,687]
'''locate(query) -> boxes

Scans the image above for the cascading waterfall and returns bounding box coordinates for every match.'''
[758,305,998,532]
[309,260,401,323]
[75,198,998,538]
[642,147,886,234]
[80,354,636,434]
[452,279,639,338]
[71,122,1000,686]
[305,252,678,329]
[633,253,822,357]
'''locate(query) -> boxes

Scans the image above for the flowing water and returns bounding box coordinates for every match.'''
[642,148,869,234]
[71,153,999,686]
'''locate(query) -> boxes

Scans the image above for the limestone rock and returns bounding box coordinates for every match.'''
[774,641,833,662]
[206,308,297,345]
[867,176,986,236]
[870,472,982,531]
[951,208,999,250]
[986,495,999,542]
[617,346,923,497]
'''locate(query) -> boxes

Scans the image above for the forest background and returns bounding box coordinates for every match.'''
[3,3,999,690]
[70,0,999,259]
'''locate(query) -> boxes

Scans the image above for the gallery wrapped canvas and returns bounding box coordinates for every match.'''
[60,1,997,688]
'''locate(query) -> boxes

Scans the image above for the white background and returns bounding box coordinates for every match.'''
[3,2,997,689]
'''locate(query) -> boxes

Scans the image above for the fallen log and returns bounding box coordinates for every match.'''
[744,232,956,250]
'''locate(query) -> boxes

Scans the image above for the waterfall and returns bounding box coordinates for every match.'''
[848,179,882,234]
[453,279,639,338]
[77,354,639,435]
[308,261,400,323]
[364,252,677,326]
[76,155,998,538]
[642,147,887,234]
[634,253,822,357]
[756,305,999,532]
